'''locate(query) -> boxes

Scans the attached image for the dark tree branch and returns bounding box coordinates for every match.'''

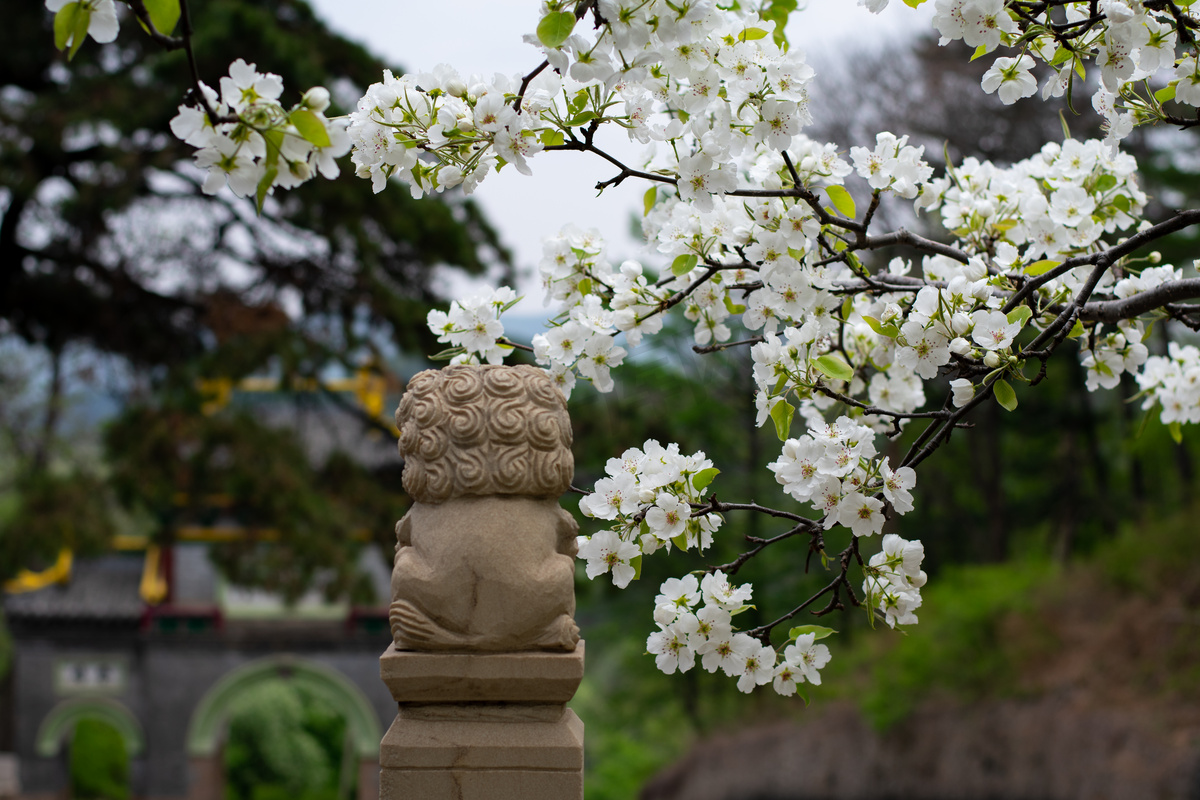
[1080,278,1200,323]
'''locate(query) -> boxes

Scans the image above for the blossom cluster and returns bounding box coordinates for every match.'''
[861,534,927,628]
[645,573,832,695]
[345,64,561,197]
[170,60,350,206]
[769,416,916,538]
[919,139,1147,262]
[863,0,1200,149]
[1080,320,1149,392]
[577,439,722,588]
[426,287,520,365]
[1138,341,1200,426]
[335,0,821,210]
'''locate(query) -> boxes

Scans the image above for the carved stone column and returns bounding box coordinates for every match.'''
[380,365,584,800]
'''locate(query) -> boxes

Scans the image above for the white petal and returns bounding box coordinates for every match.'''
[88,0,120,43]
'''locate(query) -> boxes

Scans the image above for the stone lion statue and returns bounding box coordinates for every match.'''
[390,364,580,652]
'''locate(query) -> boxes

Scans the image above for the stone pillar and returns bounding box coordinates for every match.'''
[380,365,584,800]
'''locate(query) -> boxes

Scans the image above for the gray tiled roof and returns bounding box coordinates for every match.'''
[4,554,144,621]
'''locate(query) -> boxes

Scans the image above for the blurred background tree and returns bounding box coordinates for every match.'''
[0,0,511,593]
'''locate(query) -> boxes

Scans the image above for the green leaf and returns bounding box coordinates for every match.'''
[692,467,720,491]
[577,277,593,296]
[1094,174,1117,194]
[788,625,836,641]
[54,3,80,51]
[671,254,699,276]
[537,11,577,48]
[541,129,565,147]
[254,166,278,215]
[630,554,643,581]
[1025,259,1061,277]
[671,533,689,552]
[1006,305,1033,328]
[814,354,855,383]
[738,26,769,41]
[430,346,466,361]
[1155,84,1177,103]
[993,379,1018,412]
[566,111,597,127]
[861,315,899,338]
[1067,319,1086,339]
[1112,194,1131,212]
[1169,421,1183,445]
[643,187,657,216]
[970,44,989,61]
[824,185,856,218]
[730,604,755,616]
[1050,46,1072,66]
[840,295,853,321]
[290,109,332,148]
[143,0,181,34]
[770,398,795,441]
[902,0,927,6]
[68,6,91,60]
[723,295,746,315]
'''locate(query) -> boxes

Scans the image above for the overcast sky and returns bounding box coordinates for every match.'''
[303,1,935,308]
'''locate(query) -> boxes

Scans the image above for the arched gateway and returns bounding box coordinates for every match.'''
[4,552,397,800]
[184,655,382,800]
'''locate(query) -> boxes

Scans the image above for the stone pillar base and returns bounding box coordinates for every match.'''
[381,767,582,800]
[380,707,583,800]
[379,643,585,800]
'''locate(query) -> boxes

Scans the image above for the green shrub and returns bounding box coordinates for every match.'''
[223,681,350,800]
[858,558,1053,731]
[69,718,129,800]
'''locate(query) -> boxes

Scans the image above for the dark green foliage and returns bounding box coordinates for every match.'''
[0,470,115,583]
[104,405,402,602]
[69,718,130,800]
[224,681,352,800]
[855,558,1052,731]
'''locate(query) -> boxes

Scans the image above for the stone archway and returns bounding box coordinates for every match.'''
[36,697,145,758]
[185,655,382,800]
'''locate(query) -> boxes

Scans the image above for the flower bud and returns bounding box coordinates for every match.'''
[950,377,974,408]
[984,351,1001,368]
[949,336,971,356]
[951,312,971,335]
[302,86,331,112]
[1148,251,1162,264]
